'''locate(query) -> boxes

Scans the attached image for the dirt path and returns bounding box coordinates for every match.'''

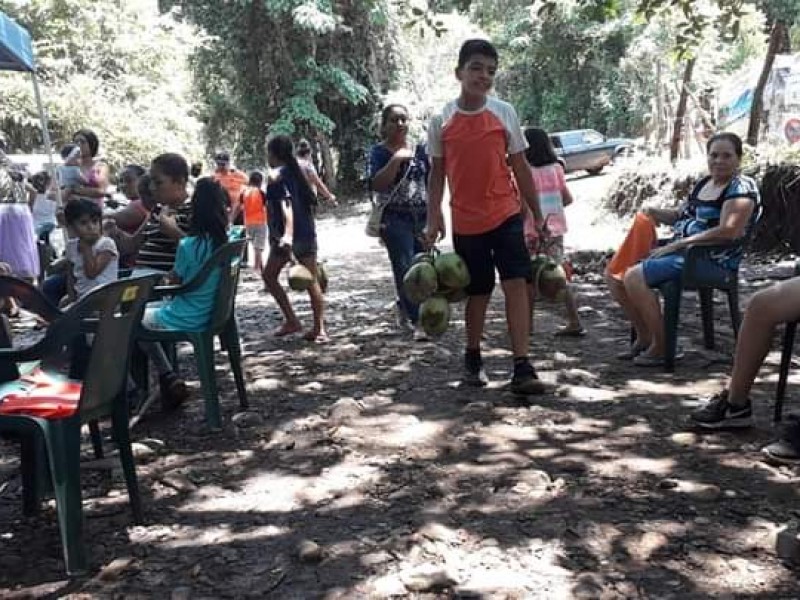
[1,196,800,599]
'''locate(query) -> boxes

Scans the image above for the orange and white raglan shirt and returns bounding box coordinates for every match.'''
[427,96,528,236]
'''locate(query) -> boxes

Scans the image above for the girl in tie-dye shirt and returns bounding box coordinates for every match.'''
[522,127,584,337]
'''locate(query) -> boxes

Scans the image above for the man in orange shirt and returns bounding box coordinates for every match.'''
[425,39,545,395]
[212,150,248,224]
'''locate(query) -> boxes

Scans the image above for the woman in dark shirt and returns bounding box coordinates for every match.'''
[262,135,327,342]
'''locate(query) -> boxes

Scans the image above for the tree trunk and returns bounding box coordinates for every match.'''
[670,58,695,163]
[746,20,788,147]
[318,136,336,191]
[655,61,666,146]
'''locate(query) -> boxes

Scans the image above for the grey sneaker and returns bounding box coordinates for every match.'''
[762,418,800,464]
[690,390,753,429]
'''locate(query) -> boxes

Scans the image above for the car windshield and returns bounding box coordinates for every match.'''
[583,130,604,145]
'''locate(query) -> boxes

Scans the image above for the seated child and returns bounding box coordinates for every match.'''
[64,198,187,404]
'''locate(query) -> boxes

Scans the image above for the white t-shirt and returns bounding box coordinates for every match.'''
[66,235,119,299]
[31,193,57,229]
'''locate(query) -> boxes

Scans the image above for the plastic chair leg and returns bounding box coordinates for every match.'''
[111,404,143,523]
[43,419,87,576]
[727,286,741,339]
[193,335,221,429]
[661,282,682,373]
[20,433,44,516]
[222,321,248,410]
[88,420,103,459]
[698,288,715,349]
[775,321,797,423]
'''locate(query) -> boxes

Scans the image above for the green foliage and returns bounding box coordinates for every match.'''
[162,0,394,184]
[0,0,203,170]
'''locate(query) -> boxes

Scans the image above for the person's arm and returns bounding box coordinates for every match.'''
[229,191,243,224]
[642,206,681,225]
[71,161,111,199]
[306,169,337,205]
[508,152,542,223]
[109,204,147,232]
[558,166,575,207]
[424,157,447,246]
[650,197,755,257]
[80,242,116,279]
[158,209,186,241]
[104,217,147,256]
[371,147,412,193]
[279,197,294,248]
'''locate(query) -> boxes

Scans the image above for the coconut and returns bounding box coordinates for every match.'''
[403,262,438,304]
[434,252,470,291]
[419,295,450,336]
[443,287,468,303]
[288,264,315,291]
[538,262,567,301]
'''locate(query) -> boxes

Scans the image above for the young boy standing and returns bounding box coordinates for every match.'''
[425,39,545,394]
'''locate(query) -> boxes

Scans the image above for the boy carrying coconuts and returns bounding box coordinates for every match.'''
[424,39,548,395]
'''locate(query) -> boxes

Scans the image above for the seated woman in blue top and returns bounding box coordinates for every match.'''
[262,135,327,342]
[612,132,760,367]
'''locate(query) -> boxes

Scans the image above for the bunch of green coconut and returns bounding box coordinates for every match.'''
[530,254,568,301]
[402,250,471,336]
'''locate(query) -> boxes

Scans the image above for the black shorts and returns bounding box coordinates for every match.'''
[453,214,531,296]
[269,238,318,261]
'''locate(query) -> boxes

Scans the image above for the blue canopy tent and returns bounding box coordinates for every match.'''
[0,10,60,205]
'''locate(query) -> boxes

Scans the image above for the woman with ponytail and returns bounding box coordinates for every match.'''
[262,135,328,342]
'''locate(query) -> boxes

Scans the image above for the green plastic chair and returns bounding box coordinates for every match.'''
[136,239,248,429]
[0,275,159,575]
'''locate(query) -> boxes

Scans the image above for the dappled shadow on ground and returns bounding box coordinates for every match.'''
[2,237,800,598]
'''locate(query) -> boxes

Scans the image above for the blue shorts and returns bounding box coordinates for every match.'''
[641,253,728,287]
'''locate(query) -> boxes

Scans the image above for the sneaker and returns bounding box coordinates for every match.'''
[412,325,429,342]
[762,418,800,465]
[510,361,548,395]
[690,390,753,429]
[463,351,488,387]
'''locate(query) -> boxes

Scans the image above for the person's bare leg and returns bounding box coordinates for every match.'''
[465,294,491,351]
[623,265,663,357]
[298,255,327,341]
[727,278,800,405]
[253,247,264,273]
[501,278,531,358]
[262,251,300,335]
[562,286,583,331]
[527,282,536,335]
[606,272,650,349]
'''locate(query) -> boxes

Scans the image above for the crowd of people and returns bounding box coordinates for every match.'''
[1,39,799,464]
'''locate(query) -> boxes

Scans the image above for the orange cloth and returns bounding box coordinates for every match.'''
[0,368,81,419]
[241,187,267,225]
[214,168,248,207]
[605,212,657,280]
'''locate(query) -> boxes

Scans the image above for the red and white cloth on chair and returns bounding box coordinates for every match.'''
[0,368,81,419]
